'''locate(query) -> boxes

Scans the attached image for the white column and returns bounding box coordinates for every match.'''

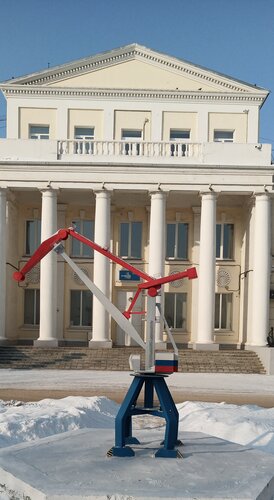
[190,207,201,344]
[195,191,218,350]
[250,193,271,346]
[34,189,58,347]
[56,203,67,342]
[90,190,112,348]
[148,191,166,349]
[0,189,7,343]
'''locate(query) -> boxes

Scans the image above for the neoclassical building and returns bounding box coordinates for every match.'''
[0,44,273,359]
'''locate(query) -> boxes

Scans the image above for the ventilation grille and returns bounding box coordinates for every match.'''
[216,268,231,288]
[72,267,90,285]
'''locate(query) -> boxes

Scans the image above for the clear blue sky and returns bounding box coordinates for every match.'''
[1,0,274,151]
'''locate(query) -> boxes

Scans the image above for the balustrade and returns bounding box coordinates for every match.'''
[57,139,201,159]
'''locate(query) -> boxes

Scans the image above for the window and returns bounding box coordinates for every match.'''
[213,130,234,143]
[119,222,142,259]
[169,129,190,156]
[164,292,187,330]
[29,125,49,140]
[25,219,41,255]
[70,290,92,327]
[74,127,94,154]
[24,289,40,325]
[166,223,188,259]
[121,129,142,155]
[216,223,234,259]
[215,293,232,330]
[71,220,94,258]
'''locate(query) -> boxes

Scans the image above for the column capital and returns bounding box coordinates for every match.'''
[40,187,58,197]
[253,191,271,201]
[149,190,167,200]
[192,206,201,215]
[199,190,218,200]
[94,189,112,199]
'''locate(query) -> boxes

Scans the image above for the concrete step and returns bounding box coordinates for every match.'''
[0,346,266,374]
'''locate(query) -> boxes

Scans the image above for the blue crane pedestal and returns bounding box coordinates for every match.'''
[109,373,182,458]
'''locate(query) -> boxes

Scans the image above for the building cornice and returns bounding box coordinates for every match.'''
[0,85,266,105]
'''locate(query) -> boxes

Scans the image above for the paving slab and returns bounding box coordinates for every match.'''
[0,429,274,499]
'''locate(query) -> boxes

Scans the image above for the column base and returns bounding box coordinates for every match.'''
[192,342,219,351]
[89,340,113,349]
[155,341,167,350]
[33,339,59,348]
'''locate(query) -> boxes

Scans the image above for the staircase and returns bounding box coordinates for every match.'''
[0,346,266,373]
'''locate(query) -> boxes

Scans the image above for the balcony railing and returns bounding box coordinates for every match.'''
[57,140,201,159]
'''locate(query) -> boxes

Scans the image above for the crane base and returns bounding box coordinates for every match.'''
[109,373,180,458]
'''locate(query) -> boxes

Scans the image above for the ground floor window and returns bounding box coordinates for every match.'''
[215,293,232,330]
[164,292,187,330]
[24,289,40,325]
[70,290,92,327]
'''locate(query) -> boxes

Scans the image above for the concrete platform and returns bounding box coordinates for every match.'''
[0,428,274,499]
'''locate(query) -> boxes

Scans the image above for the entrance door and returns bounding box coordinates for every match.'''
[116,290,143,346]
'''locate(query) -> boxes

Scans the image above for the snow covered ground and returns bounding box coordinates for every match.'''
[1,370,274,498]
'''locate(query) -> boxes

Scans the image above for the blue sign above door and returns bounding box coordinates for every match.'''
[119,270,141,281]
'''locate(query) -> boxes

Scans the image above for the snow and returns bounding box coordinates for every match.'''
[1,370,274,498]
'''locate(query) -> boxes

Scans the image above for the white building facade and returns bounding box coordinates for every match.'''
[0,44,273,356]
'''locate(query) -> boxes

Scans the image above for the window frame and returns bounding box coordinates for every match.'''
[216,222,234,260]
[29,125,50,140]
[166,222,189,260]
[164,292,187,331]
[70,220,94,258]
[214,292,233,331]
[119,221,143,259]
[25,219,41,256]
[121,129,143,156]
[70,289,93,328]
[24,289,40,326]
[213,130,234,143]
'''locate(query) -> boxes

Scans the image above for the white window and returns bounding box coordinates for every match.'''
[29,125,49,140]
[74,127,94,154]
[164,292,187,330]
[25,219,41,255]
[70,290,92,327]
[71,220,94,258]
[215,293,232,330]
[24,289,40,325]
[166,223,188,259]
[214,130,234,143]
[121,129,142,155]
[119,221,142,259]
[169,129,190,156]
[216,223,234,260]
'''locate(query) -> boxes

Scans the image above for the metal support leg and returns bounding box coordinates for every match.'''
[109,374,181,458]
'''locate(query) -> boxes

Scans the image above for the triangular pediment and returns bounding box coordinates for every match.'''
[2,44,267,96]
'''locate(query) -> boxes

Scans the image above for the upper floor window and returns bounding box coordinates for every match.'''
[26,219,41,255]
[119,221,142,259]
[74,127,94,154]
[164,292,187,330]
[29,125,49,140]
[214,130,234,143]
[166,223,188,260]
[216,223,234,260]
[70,290,92,327]
[24,289,40,325]
[71,220,94,258]
[121,129,142,156]
[169,129,190,156]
